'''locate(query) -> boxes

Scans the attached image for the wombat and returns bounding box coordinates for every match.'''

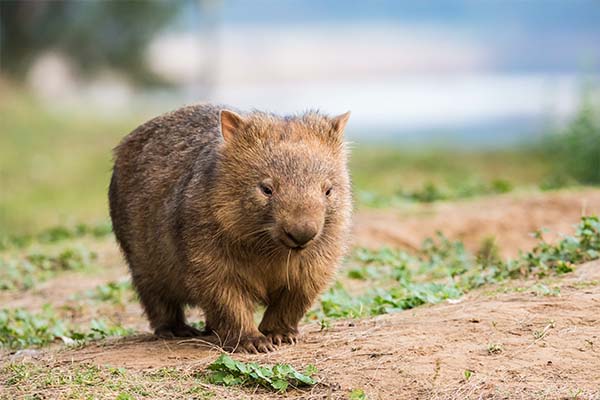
[109,104,352,353]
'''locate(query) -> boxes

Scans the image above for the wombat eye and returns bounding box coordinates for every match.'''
[259,183,273,197]
[325,187,333,197]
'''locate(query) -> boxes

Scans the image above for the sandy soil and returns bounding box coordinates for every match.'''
[354,189,600,256]
[2,189,600,399]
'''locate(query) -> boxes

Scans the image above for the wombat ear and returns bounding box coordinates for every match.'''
[331,111,351,136]
[220,110,244,143]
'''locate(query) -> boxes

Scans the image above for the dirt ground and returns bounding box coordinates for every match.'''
[2,189,600,399]
[354,189,600,256]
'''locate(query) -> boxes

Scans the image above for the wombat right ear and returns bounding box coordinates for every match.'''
[331,111,351,138]
[220,110,244,143]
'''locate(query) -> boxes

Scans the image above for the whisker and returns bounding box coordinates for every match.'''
[285,249,292,290]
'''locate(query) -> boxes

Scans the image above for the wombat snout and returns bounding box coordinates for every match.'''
[280,220,320,249]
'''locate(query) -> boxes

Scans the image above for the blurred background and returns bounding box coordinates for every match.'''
[1,0,599,237]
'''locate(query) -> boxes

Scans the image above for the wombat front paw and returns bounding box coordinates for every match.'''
[236,335,277,353]
[266,330,300,346]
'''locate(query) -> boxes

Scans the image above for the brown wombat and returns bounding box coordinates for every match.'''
[109,104,352,353]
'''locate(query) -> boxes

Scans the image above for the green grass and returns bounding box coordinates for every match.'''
[0,90,139,236]
[0,221,113,250]
[1,355,317,398]
[0,305,132,349]
[82,280,134,304]
[308,215,600,322]
[350,147,552,207]
[0,244,98,291]
[544,91,600,184]
[0,362,215,399]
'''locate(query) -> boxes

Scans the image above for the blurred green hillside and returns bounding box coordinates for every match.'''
[0,88,139,236]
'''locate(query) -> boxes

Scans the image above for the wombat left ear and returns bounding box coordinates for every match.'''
[220,110,244,143]
[331,111,351,136]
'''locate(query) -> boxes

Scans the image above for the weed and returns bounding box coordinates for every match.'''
[81,280,134,304]
[529,283,561,296]
[205,354,317,392]
[310,216,599,320]
[0,362,215,399]
[520,216,600,276]
[349,388,368,400]
[476,237,503,268]
[358,178,515,207]
[544,91,600,184]
[464,369,474,381]
[533,320,555,341]
[0,305,132,349]
[0,245,97,291]
[0,305,71,348]
[0,221,113,250]
[487,343,503,355]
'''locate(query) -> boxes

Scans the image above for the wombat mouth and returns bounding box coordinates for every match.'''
[278,239,309,251]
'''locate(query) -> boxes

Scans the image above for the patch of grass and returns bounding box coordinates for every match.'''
[570,280,600,289]
[0,221,113,250]
[0,90,138,236]
[351,147,550,209]
[357,178,515,207]
[0,305,132,349]
[0,362,215,399]
[543,90,600,185]
[310,216,600,321]
[349,388,368,400]
[205,354,317,392]
[77,280,134,304]
[529,283,561,296]
[0,305,70,349]
[0,244,97,291]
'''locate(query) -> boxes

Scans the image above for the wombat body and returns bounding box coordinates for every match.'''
[109,104,351,352]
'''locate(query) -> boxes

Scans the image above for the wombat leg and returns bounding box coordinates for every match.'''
[259,288,312,346]
[138,293,202,338]
[203,289,276,353]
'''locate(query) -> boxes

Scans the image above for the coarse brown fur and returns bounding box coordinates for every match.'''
[109,103,352,353]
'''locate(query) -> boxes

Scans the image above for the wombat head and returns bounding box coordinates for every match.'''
[212,109,351,255]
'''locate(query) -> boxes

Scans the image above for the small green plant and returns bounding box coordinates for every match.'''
[529,283,561,296]
[543,89,600,184]
[463,369,474,381]
[476,237,503,268]
[1,361,216,399]
[0,245,97,291]
[0,221,113,250]
[357,178,514,208]
[349,388,368,400]
[487,343,503,355]
[0,306,132,349]
[205,354,317,392]
[82,280,133,304]
[311,216,599,321]
[0,305,71,348]
[533,320,555,341]
[520,216,600,277]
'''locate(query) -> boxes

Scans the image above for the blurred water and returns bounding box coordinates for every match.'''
[175,73,583,147]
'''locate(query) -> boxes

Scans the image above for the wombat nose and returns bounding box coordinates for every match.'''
[284,222,319,247]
